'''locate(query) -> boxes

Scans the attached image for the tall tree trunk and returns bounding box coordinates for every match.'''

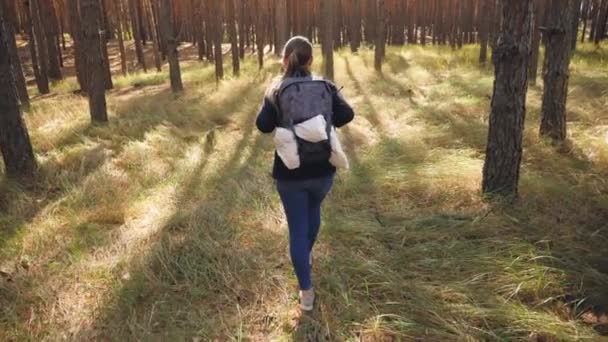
[129,0,147,71]
[145,0,162,72]
[81,0,108,122]
[540,0,574,143]
[1,1,29,107]
[589,0,600,41]
[213,0,224,79]
[479,0,491,64]
[571,0,582,50]
[0,11,36,178]
[68,0,87,92]
[238,0,246,59]
[39,0,62,80]
[99,0,113,90]
[160,0,183,91]
[594,0,608,44]
[227,0,239,75]
[529,0,544,86]
[255,0,265,69]
[374,0,386,72]
[276,0,287,55]
[29,0,50,94]
[581,0,591,42]
[321,0,334,80]
[482,0,533,197]
[115,0,128,75]
[349,0,361,52]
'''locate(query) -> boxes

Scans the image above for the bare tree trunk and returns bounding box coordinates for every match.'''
[350,0,361,51]
[29,0,50,94]
[145,0,162,72]
[322,0,334,80]
[0,11,36,178]
[571,0,582,50]
[238,0,246,59]
[540,0,574,143]
[160,0,183,91]
[129,0,147,71]
[529,0,544,86]
[482,0,533,197]
[255,0,265,69]
[275,0,287,55]
[1,1,29,107]
[213,0,224,79]
[227,0,239,76]
[81,0,108,122]
[99,0,113,90]
[595,0,608,44]
[115,0,128,75]
[581,0,591,42]
[374,0,386,72]
[590,0,600,40]
[479,0,491,64]
[39,0,62,80]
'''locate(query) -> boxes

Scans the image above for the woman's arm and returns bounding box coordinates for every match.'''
[256,98,278,133]
[332,90,355,128]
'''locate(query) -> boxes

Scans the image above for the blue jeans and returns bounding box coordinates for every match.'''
[277,175,334,290]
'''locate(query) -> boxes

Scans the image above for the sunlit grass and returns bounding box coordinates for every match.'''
[1,42,608,340]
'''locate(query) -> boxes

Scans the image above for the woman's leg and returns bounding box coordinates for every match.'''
[277,183,313,290]
[306,175,334,252]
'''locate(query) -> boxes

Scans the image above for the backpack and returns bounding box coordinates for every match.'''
[274,77,334,165]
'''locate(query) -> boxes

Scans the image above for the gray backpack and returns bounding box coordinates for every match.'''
[274,77,334,165]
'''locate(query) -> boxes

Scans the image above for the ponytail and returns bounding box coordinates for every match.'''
[282,36,313,79]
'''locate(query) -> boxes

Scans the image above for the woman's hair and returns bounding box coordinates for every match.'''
[282,36,313,79]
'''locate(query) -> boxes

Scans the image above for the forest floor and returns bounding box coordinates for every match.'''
[1,42,608,341]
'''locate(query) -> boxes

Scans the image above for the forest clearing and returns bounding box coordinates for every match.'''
[1,0,608,341]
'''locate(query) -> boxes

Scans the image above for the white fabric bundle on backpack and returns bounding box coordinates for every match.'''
[274,115,349,170]
[294,115,328,143]
[329,127,349,169]
[274,128,300,170]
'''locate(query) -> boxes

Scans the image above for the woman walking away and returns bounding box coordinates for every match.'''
[256,36,355,311]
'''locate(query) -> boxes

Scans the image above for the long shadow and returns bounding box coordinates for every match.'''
[342,55,387,136]
[74,86,280,339]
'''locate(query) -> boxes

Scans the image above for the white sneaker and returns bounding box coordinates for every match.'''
[300,288,315,311]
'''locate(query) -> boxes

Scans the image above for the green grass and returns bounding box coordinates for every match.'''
[1,43,608,341]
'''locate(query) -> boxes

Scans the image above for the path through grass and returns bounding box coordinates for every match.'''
[1,44,608,341]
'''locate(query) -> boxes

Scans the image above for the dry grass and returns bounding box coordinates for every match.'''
[1,42,608,341]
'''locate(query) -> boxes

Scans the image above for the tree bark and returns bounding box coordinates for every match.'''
[540,0,574,143]
[1,1,29,107]
[581,0,591,43]
[145,0,162,72]
[213,0,224,79]
[0,8,36,178]
[29,0,50,94]
[227,0,239,76]
[482,0,533,197]
[322,0,334,80]
[594,0,608,44]
[129,0,147,70]
[39,0,62,80]
[238,0,246,59]
[255,0,265,69]
[571,0,582,50]
[160,0,183,91]
[374,0,386,72]
[479,0,491,64]
[81,0,108,122]
[529,0,544,86]
[275,0,287,55]
[115,0,128,75]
